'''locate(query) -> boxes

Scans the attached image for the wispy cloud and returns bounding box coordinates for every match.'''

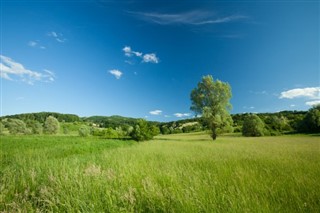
[47,31,66,43]
[174,113,191,118]
[129,10,248,26]
[0,55,55,85]
[149,110,162,115]
[279,87,320,99]
[28,41,46,49]
[122,46,159,64]
[108,69,123,79]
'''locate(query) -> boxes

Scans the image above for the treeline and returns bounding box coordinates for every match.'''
[1,106,319,140]
[2,112,80,123]
[158,106,319,136]
[0,112,160,141]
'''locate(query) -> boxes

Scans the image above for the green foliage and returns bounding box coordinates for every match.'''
[242,114,265,137]
[63,126,69,134]
[43,116,60,135]
[78,125,91,137]
[91,127,119,139]
[0,121,5,135]
[1,112,80,123]
[3,118,30,135]
[190,75,233,140]
[299,105,320,133]
[26,120,42,134]
[160,125,171,134]
[103,128,119,139]
[130,119,159,141]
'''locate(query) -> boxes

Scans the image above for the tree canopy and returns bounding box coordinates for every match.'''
[190,75,233,140]
[242,114,265,137]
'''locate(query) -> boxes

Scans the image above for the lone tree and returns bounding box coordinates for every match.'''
[190,75,233,140]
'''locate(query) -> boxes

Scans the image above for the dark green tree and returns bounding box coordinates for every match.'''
[190,75,233,140]
[242,114,265,137]
[300,104,320,133]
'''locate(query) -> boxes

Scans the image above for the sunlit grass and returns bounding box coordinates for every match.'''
[1,134,319,212]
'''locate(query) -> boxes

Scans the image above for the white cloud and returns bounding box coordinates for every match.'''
[123,46,142,57]
[48,31,66,43]
[279,87,320,99]
[174,113,191,118]
[122,46,159,64]
[306,100,320,106]
[149,110,162,115]
[130,10,248,26]
[143,53,159,63]
[108,69,123,79]
[0,55,55,84]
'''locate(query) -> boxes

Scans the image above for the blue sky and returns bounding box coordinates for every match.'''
[1,0,319,121]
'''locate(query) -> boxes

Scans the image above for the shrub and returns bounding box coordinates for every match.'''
[78,125,91,137]
[242,114,265,137]
[4,118,30,135]
[130,119,159,141]
[26,120,42,134]
[43,116,60,134]
[0,121,5,135]
[103,128,119,139]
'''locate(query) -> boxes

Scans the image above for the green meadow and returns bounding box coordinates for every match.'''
[1,133,319,212]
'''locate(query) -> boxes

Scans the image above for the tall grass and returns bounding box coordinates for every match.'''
[1,133,319,212]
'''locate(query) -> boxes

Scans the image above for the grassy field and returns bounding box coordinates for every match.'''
[1,133,319,212]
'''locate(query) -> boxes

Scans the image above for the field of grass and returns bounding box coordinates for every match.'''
[1,133,319,212]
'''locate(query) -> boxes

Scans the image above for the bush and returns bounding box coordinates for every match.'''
[26,120,42,134]
[43,116,60,134]
[78,125,91,137]
[130,119,159,141]
[0,121,6,135]
[242,114,265,137]
[103,128,119,139]
[4,118,30,135]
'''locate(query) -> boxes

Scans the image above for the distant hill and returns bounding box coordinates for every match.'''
[1,112,80,123]
[83,115,144,128]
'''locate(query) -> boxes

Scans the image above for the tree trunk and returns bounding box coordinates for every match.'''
[211,130,217,140]
[209,125,217,140]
